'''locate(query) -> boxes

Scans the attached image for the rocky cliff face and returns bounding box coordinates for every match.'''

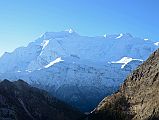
[0,80,83,120]
[86,49,159,120]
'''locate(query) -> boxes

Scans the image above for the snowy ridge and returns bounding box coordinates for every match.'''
[0,30,158,111]
[116,33,123,39]
[65,28,74,33]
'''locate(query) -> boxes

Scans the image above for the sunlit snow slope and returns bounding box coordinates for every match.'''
[0,30,158,111]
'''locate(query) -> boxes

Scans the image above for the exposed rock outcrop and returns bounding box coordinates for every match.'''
[0,79,83,120]
[86,49,159,120]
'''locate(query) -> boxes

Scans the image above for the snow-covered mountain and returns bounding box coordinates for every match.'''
[0,29,158,111]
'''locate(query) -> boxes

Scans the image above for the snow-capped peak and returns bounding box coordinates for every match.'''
[111,57,143,69]
[116,33,123,39]
[0,30,158,112]
[0,30,157,73]
[65,28,74,33]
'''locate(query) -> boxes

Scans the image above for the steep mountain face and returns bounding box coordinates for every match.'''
[0,30,158,112]
[86,48,159,120]
[0,79,82,120]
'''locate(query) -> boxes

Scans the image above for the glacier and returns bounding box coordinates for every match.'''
[0,30,158,112]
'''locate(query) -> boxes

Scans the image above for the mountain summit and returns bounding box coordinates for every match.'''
[0,31,158,111]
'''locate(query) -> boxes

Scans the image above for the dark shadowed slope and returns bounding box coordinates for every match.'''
[0,79,83,120]
[85,49,159,120]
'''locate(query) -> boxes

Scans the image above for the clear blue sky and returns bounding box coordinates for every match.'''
[0,0,159,56]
